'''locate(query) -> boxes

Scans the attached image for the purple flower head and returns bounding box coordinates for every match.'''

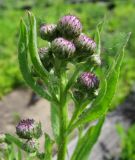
[78,72,99,90]
[74,34,96,53]
[23,139,39,153]
[52,37,76,58]
[57,15,82,39]
[38,47,53,71]
[40,24,57,41]
[16,119,42,139]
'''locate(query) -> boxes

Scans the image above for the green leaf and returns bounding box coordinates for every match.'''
[17,148,22,160]
[51,103,60,144]
[27,12,59,103]
[68,33,130,133]
[9,144,16,160]
[71,117,105,160]
[27,12,49,84]
[94,20,105,55]
[5,134,23,149]
[44,134,54,160]
[18,19,51,101]
[5,134,38,159]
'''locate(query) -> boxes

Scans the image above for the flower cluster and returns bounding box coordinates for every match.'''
[39,15,97,65]
[39,14,100,97]
[16,119,42,153]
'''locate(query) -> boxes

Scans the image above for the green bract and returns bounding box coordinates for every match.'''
[23,139,39,153]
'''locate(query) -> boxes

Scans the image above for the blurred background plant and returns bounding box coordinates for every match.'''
[0,0,135,106]
[117,124,135,160]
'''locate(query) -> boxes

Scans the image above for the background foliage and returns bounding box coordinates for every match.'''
[0,0,135,109]
[117,124,135,160]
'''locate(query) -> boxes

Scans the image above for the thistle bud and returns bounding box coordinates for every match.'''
[57,15,82,39]
[23,139,39,153]
[78,72,99,91]
[51,37,76,58]
[40,24,57,41]
[38,47,53,71]
[16,119,42,139]
[74,34,96,53]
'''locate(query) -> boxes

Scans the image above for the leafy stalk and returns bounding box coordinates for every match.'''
[51,102,60,144]
[18,19,51,101]
[57,69,69,160]
[71,117,105,160]
[44,134,54,160]
[67,33,130,133]
[28,12,49,84]
[28,12,59,104]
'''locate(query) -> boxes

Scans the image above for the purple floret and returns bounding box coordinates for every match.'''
[16,119,42,139]
[79,72,99,89]
[52,37,76,58]
[57,15,82,39]
[40,24,57,41]
[74,34,96,53]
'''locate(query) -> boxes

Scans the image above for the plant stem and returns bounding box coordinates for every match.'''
[57,78,68,160]
[57,101,68,160]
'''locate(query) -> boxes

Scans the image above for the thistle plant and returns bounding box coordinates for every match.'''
[0,12,130,160]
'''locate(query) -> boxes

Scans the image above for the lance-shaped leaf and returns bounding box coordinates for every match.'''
[71,117,105,160]
[51,103,60,144]
[68,33,130,133]
[18,19,51,101]
[44,134,54,160]
[6,134,41,159]
[27,12,49,85]
[5,134,23,150]
[28,12,59,103]
[17,148,22,160]
[94,19,105,55]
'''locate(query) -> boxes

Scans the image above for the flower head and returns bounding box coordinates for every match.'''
[74,34,96,53]
[16,119,42,139]
[23,139,39,153]
[51,37,76,58]
[38,47,53,71]
[78,72,99,90]
[57,15,82,39]
[40,24,57,41]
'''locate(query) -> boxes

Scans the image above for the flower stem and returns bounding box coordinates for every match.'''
[57,72,68,160]
[57,101,68,160]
